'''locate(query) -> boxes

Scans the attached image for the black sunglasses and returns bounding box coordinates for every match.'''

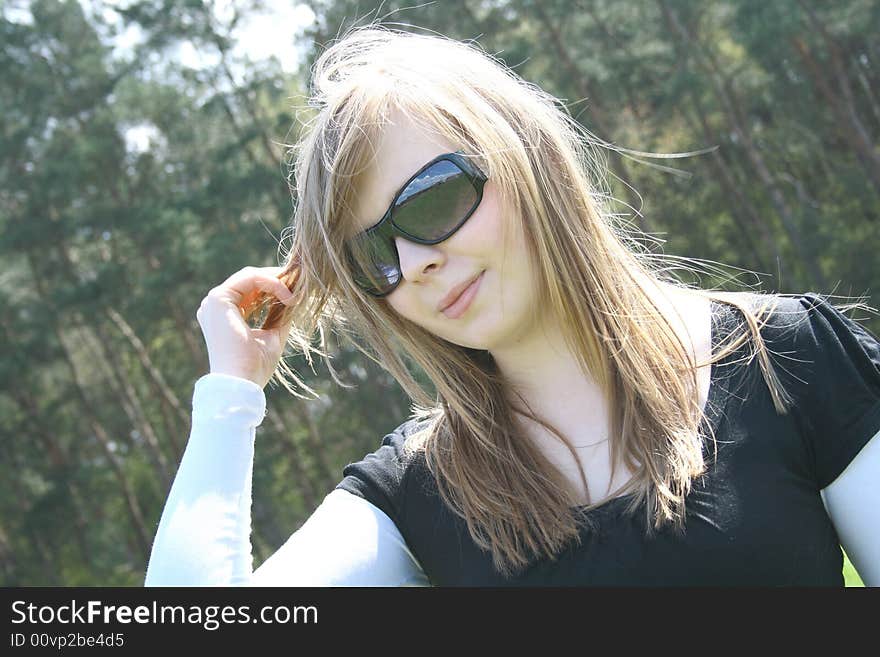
[345,150,488,297]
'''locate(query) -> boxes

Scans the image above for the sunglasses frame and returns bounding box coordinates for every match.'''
[346,150,488,297]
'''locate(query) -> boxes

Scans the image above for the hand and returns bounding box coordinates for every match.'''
[196,265,300,389]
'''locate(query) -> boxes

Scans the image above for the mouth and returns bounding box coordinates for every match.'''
[439,270,485,319]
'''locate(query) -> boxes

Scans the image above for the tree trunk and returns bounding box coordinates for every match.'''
[265,411,321,513]
[88,318,173,492]
[794,1,880,195]
[104,307,191,452]
[658,0,827,289]
[26,251,153,561]
[684,92,784,275]
[529,1,656,234]
[790,36,880,197]
[14,388,99,575]
[286,400,338,488]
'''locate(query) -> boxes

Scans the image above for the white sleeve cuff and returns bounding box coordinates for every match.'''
[192,373,267,427]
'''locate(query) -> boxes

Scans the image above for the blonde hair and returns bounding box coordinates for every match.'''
[253,25,802,578]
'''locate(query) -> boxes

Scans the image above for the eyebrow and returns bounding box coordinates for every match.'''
[385,155,443,204]
[358,152,460,233]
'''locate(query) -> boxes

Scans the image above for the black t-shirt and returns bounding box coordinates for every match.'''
[335,293,880,585]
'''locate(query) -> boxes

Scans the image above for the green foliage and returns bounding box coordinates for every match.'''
[843,551,864,587]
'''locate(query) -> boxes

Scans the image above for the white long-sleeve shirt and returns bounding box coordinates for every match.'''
[143,372,431,586]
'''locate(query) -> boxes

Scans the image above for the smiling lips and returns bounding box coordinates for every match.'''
[439,270,485,319]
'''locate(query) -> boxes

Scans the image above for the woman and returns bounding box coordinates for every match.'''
[144,26,880,586]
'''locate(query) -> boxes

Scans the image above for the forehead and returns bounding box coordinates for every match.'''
[351,108,458,232]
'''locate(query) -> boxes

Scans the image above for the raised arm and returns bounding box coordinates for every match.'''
[144,373,429,587]
[145,265,429,586]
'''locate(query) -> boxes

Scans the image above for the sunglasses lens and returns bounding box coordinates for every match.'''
[394,160,478,241]
[347,233,401,295]
[348,157,481,296]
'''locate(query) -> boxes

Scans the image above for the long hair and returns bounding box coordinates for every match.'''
[253,25,804,578]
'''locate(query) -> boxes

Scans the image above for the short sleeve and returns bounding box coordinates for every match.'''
[334,423,413,530]
[766,293,880,490]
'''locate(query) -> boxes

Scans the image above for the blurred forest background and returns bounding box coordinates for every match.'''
[1,0,877,586]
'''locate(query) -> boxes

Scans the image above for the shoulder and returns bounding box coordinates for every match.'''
[745,292,880,369]
[707,290,880,410]
[744,292,880,452]
[334,417,434,526]
[362,417,434,469]
[772,292,880,489]
[708,290,876,351]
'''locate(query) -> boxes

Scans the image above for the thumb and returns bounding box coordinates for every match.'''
[278,305,297,336]
[252,327,285,355]
[266,308,297,347]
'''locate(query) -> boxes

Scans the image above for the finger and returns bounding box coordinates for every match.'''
[214,268,294,307]
[276,264,302,293]
[217,266,284,293]
[280,307,298,335]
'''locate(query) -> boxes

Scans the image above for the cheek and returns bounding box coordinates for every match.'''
[383,183,537,328]
[452,183,535,285]
[459,182,506,249]
[476,185,533,283]
[385,288,436,329]
[385,293,414,321]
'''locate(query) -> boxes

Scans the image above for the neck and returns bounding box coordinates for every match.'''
[490,312,609,424]
[488,278,694,443]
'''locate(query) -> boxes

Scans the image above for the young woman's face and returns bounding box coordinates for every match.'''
[349,108,543,351]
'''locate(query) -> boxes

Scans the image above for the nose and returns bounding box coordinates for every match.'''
[394,236,444,284]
